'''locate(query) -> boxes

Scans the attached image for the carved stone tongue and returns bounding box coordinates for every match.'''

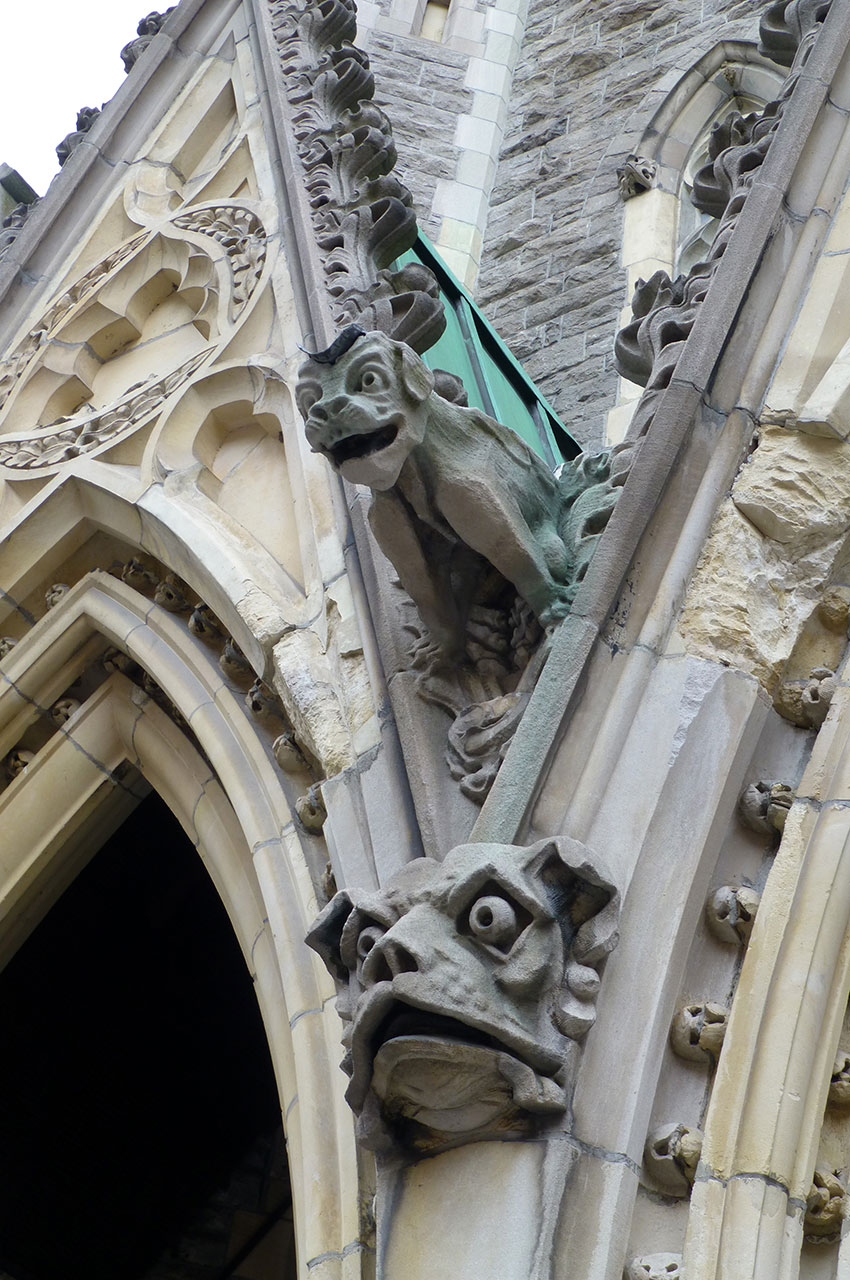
[371,1036,565,1136]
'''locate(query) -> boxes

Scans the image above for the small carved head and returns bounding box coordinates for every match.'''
[50,698,80,726]
[5,749,35,780]
[44,583,70,610]
[670,1002,727,1064]
[0,637,17,660]
[738,779,793,835]
[306,837,619,1152]
[625,1256,682,1280]
[154,573,190,613]
[805,1167,846,1241]
[644,1122,703,1196]
[296,330,435,490]
[829,1052,850,1109]
[705,884,760,945]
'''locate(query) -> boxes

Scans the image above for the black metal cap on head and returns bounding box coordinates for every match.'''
[302,324,367,365]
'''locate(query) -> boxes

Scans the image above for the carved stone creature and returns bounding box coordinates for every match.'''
[246,679,283,724]
[50,698,80,726]
[705,884,760,945]
[670,1002,728,1064]
[0,637,17,659]
[829,1052,850,1108]
[0,199,39,261]
[776,667,837,728]
[44,584,69,610]
[102,647,139,676]
[738,779,794,835]
[306,837,619,1153]
[273,731,310,774]
[296,787,327,833]
[219,637,253,685]
[4,749,34,780]
[625,1257,683,1280]
[616,155,657,200]
[154,574,191,613]
[188,604,225,646]
[121,558,159,593]
[56,108,101,167]
[805,1168,846,1241]
[297,329,631,655]
[121,9,175,72]
[644,1123,703,1196]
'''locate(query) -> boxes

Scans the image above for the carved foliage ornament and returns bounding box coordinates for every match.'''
[306,837,619,1153]
[121,9,175,72]
[759,0,832,67]
[614,16,818,430]
[271,0,445,351]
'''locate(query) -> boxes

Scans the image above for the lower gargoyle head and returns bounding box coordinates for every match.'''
[306,837,619,1154]
[296,329,434,490]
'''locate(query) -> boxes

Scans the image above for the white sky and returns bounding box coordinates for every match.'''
[0,0,162,196]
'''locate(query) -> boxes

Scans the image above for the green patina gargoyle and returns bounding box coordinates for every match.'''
[296,328,631,658]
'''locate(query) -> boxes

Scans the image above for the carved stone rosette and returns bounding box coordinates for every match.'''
[306,836,620,1154]
[270,0,445,352]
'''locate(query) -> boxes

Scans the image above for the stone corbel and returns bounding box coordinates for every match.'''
[306,835,619,1155]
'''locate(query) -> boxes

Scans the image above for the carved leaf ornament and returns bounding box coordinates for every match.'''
[615,0,833,428]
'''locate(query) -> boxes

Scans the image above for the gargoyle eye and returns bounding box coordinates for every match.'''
[356,923,386,961]
[358,367,389,393]
[467,894,523,951]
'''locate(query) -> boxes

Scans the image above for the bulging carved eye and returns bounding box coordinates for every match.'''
[468,895,521,949]
[356,923,385,962]
[359,367,389,393]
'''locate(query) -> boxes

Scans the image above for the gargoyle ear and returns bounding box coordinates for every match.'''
[398,342,435,403]
[305,890,356,986]
[525,836,620,966]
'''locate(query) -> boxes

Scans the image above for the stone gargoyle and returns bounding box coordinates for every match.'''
[296,327,632,657]
[296,327,633,800]
[306,836,619,1154]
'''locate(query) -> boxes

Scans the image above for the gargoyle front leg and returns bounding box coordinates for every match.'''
[442,480,570,626]
[368,490,467,656]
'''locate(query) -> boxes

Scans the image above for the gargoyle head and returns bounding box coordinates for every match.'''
[306,837,619,1153]
[296,329,434,490]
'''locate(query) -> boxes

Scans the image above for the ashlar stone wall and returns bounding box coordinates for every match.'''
[476,0,762,445]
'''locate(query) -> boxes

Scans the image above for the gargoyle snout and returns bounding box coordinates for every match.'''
[362,933,420,987]
[306,395,349,425]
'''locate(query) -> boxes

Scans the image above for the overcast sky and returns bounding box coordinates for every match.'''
[1,0,158,196]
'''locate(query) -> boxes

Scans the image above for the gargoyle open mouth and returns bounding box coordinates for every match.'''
[329,423,398,466]
[373,1004,508,1057]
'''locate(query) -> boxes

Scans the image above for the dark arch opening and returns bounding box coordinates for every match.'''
[0,791,296,1280]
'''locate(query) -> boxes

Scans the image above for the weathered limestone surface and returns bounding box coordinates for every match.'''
[679,428,850,692]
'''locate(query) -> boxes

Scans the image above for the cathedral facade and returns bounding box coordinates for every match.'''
[1,1,849,1277]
